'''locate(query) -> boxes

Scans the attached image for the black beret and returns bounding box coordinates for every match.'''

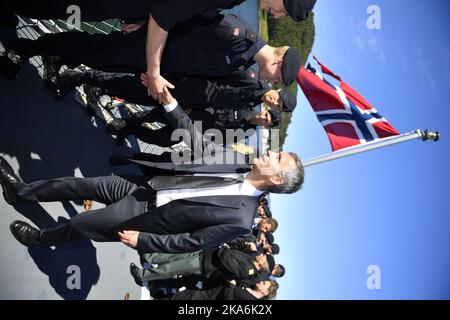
[266,254,276,272]
[265,232,274,244]
[276,264,286,277]
[279,88,297,112]
[270,243,280,255]
[268,110,280,127]
[283,0,317,22]
[281,47,301,85]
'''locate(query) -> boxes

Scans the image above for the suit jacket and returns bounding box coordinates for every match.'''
[115,195,259,254]
[123,105,257,149]
[125,103,256,172]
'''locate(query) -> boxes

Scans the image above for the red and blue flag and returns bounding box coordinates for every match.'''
[297,57,400,151]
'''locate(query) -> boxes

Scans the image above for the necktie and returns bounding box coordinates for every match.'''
[148,175,245,191]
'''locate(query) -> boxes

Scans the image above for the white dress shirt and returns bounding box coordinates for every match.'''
[156,173,263,207]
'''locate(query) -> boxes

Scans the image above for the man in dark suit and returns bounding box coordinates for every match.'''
[1,87,303,253]
[1,148,302,253]
[1,142,302,253]
[0,92,303,255]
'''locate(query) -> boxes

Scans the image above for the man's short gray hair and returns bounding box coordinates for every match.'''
[266,152,304,194]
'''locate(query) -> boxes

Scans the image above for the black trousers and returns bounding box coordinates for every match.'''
[11,30,147,74]
[3,0,151,21]
[14,175,155,245]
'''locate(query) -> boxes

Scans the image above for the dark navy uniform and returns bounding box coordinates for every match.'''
[208,108,258,133]
[236,271,271,288]
[11,14,265,77]
[161,14,265,77]
[152,0,247,31]
[2,0,246,24]
[201,247,262,282]
[197,70,269,109]
[77,69,268,109]
[170,283,258,300]
[226,233,258,252]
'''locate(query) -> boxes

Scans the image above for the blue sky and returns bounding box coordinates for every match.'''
[272,0,450,299]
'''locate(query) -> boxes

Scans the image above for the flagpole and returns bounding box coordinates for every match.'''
[303,129,440,167]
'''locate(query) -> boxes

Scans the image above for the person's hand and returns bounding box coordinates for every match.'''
[160,86,175,105]
[246,242,258,252]
[141,71,175,102]
[118,230,139,248]
[83,200,93,211]
[140,73,148,87]
[120,22,145,33]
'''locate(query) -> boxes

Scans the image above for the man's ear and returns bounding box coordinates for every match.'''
[269,174,283,187]
[271,58,283,66]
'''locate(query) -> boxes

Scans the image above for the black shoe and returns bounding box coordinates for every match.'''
[0,156,22,204]
[114,131,129,146]
[106,119,128,135]
[130,263,144,286]
[53,70,83,100]
[83,84,105,114]
[42,55,63,96]
[9,220,43,246]
[106,119,130,145]
[0,50,23,80]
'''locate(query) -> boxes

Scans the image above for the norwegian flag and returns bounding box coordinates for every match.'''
[297,56,400,151]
